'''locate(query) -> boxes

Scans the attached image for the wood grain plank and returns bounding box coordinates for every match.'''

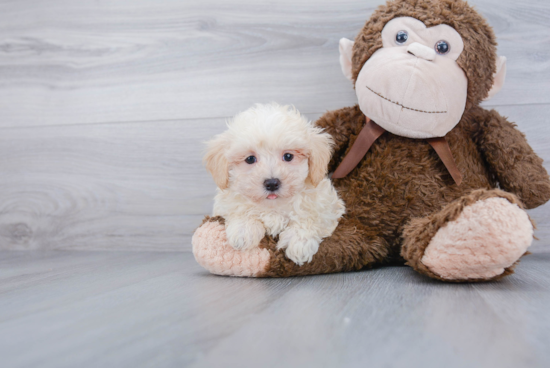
[0,117,221,251]
[0,251,549,368]
[0,0,548,128]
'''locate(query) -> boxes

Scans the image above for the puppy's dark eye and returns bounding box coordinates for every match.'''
[395,30,408,45]
[283,153,294,162]
[245,156,256,164]
[435,40,450,55]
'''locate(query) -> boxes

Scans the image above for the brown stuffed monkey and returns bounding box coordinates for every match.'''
[193,0,550,282]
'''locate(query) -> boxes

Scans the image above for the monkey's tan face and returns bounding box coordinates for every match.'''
[355,17,468,138]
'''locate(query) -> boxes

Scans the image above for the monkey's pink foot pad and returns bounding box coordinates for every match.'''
[192,220,270,277]
[422,197,533,280]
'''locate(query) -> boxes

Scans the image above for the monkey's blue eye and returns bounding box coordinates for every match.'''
[283,153,294,162]
[395,30,408,44]
[245,156,256,164]
[435,40,450,55]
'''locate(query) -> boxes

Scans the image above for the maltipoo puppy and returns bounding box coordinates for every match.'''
[204,103,345,265]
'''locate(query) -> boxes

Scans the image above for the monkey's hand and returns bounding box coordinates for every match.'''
[474,107,550,209]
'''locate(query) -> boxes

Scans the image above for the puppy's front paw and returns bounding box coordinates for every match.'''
[225,220,265,251]
[278,229,320,266]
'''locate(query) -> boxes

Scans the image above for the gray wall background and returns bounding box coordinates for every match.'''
[0,0,548,252]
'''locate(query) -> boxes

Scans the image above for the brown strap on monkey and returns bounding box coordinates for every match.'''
[332,116,463,186]
[332,117,385,179]
[426,137,463,186]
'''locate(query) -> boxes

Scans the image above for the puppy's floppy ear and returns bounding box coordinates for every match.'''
[307,129,334,187]
[203,134,230,190]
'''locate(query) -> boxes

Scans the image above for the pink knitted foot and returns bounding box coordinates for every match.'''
[192,220,270,277]
[421,197,533,280]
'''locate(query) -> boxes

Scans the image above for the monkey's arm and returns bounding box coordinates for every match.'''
[314,105,366,173]
[473,108,550,209]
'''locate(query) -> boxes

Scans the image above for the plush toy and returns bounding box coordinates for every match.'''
[192,0,550,282]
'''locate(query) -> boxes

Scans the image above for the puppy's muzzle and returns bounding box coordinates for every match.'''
[264,178,281,192]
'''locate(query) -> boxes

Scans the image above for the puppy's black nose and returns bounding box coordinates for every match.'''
[264,178,281,192]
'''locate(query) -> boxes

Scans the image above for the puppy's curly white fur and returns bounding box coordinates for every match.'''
[204,103,345,265]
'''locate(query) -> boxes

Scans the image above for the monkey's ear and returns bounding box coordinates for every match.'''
[203,135,230,190]
[339,38,354,81]
[484,56,507,101]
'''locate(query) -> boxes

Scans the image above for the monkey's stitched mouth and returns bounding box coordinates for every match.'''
[366,85,447,114]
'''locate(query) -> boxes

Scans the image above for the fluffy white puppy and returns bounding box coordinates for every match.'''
[204,103,345,265]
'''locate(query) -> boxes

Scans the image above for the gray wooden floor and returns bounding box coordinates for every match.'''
[1,251,549,368]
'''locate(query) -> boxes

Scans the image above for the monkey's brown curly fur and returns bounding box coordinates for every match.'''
[196,0,550,281]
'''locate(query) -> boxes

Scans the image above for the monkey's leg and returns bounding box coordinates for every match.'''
[401,189,534,282]
[192,216,389,277]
